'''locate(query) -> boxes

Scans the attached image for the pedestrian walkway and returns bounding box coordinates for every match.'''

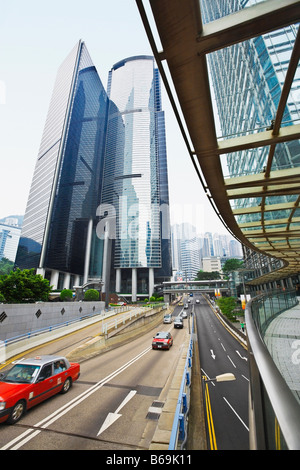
[264,298,300,404]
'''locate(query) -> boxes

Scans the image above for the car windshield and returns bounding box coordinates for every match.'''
[155,332,168,339]
[1,364,41,384]
[175,317,182,321]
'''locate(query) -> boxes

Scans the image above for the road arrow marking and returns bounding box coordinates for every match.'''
[236,350,248,361]
[210,349,216,360]
[97,390,137,436]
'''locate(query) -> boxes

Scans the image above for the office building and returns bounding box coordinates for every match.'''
[200,0,300,288]
[0,223,21,263]
[15,48,171,297]
[15,40,108,289]
[101,56,172,299]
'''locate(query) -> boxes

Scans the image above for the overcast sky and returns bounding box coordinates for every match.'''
[0,0,229,234]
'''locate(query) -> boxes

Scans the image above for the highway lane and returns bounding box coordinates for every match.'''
[0,305,188,450]
[193,294,250,450]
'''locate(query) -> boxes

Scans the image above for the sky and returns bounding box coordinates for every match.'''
[0,0,229,235]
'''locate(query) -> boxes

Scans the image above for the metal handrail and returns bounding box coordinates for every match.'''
[169,321,193,450]
[245,291,300,449]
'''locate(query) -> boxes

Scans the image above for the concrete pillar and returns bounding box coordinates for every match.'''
[36,268,45,277]
[84,218,93,284]
[50,270,59,290]
[132,268,137,302]
[149,268,154,298]
[116,268,121,293]
[63,273,71,290]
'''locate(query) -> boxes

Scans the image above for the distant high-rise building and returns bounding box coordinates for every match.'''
[15,41,108,289]
[101,56,171,299]
[0,223,21,263]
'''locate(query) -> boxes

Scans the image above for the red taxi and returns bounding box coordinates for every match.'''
[0,355,80,424]
[152,331,173,350]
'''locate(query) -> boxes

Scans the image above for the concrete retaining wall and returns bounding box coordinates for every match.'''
[0,301,105,341]
[67,305,169,362]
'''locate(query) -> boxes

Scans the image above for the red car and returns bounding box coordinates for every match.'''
[0,355,80,424]
[152,331,173,350]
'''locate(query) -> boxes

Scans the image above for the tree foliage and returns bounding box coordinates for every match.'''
[222,259,243,274]
[216,296,237,319]
[195,270,221,280]
[0,257,14,276]
[0,268,52,303]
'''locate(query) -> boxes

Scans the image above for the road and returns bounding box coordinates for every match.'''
[0,305,188,451]
[192,294,250,450]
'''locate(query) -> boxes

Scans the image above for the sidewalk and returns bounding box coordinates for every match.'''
[264,298,300,404]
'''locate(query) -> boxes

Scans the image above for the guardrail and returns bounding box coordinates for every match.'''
[246,289,300,449]
[168,322,194,450]
[101,304,166,335]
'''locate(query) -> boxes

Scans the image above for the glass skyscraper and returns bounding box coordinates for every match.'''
[15,48,171,297]
[200,0,300,286]
[15,40,108,289]
[101,56,171,299]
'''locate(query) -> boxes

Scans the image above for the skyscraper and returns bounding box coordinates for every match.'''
[15,40,108,289]
[101,56,171,299]
[200,0,300,286]
[15,48,171,298]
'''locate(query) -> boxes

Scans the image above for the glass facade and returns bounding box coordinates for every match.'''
[101,56,171,290]
[16,41,108,283]
[200,0,300,286]
[15,48,171,293]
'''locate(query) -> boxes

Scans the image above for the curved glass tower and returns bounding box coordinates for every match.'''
[101,56,171,298]
[15,41,108,289]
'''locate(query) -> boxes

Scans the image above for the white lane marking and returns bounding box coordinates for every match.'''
[210,349,216,360]
[236,350,248,361]
[1,347,151,450]
[241,374,249,382]
[227,355,236,368]
[223,397,249,431]
[97,390,137,436]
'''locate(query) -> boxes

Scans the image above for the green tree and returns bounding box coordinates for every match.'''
[216,296,237,319]
[0,268,52,303]
[0,257,14,275]
[222,259,243,276]
[195,270,221,280]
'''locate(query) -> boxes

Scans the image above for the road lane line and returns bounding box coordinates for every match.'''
[1,347,151,450]
[223,397,249,431]
[227,355,236,368]
[204,381,217,450]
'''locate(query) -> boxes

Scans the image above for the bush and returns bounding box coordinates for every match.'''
[60,289,73,301]
[84,289,99,301]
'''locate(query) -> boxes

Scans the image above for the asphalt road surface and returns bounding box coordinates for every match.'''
[0,307,188,451]
[192,294,250,450]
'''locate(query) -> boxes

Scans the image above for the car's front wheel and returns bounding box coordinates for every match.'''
[7,400,26,424]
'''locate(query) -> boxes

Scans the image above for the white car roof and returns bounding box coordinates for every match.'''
[14,355,70,368]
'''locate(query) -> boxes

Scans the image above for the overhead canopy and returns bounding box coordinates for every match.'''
[137,0,300,285]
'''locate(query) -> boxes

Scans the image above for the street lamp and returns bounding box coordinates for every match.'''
[204,373,236,383]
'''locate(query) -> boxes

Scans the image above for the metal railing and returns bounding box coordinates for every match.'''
[169,322,194,450]
[246,289,300,449]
